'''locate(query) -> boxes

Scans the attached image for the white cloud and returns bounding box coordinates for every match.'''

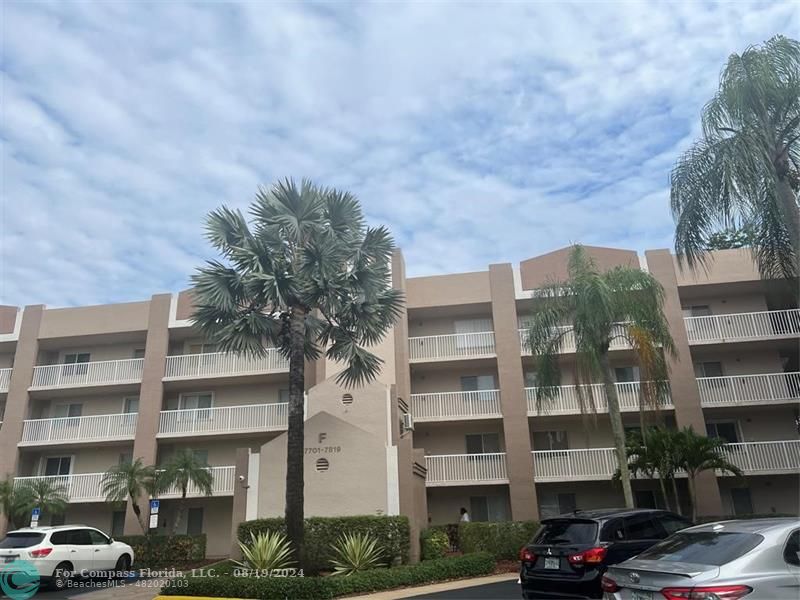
[1,0,797,306]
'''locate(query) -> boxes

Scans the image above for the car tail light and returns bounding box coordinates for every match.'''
[661,585,752,600]
[567,546,607,565]
[601,576,619,593]
[519,547,536,562]
[29,547,52,558]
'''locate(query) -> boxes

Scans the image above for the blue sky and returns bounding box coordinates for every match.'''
[1,1,797,307]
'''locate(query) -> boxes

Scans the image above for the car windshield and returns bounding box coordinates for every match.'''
[534,520,598,545]
[636,531,764,566]
[0,533,45,548]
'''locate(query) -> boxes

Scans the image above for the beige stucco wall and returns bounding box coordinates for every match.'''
[20,446,131,476]
[57,503,119,532]
[673,249,761,287]
[163,381,288,411]
[307,379,391,443]
[703,404,798,442]
[679,292,770,315]
[528,414,663,450]
[406,272,492,309]
[258,412,390,517]
[689,346,786,375]
[158,439,244,468]
[520,246,638,290]
[414,421,505,455]
[718,475,799,516]
[29,393,136,419]
[411,366,499,394]
[39,302,150,339]
[38,343,146,365]
[426,485,511,524]
[0,353,14,369]
[408,314,494,338]
[156,497,233,557]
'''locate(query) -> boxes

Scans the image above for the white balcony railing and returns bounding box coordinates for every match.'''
[698,372,800,407]
[410,390,502,422]
[164,350,288,380]
[0,368,11,393]
[526,381,672,416]
[13,465,236,504]
[409,332,496,362]
[684,308,800,344]
[518,323,631,355]
[533,448,619,482]
[158,403,288,437]
[719,441,800,475]
[31,359,144,390]
[424,453,508,486]
[20,413,138,446]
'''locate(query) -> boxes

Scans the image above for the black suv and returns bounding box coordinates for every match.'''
[519,508,691,599]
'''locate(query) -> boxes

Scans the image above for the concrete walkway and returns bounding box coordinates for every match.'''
[346,572,519,599]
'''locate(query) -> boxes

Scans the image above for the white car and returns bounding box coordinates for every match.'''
[0,525,135,589]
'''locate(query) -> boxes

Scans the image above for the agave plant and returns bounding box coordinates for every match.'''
[235,531,295,571]
[330,532,383,576]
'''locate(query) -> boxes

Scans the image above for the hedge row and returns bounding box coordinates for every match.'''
[238,516,409,573]
[119,534,206,568]
[162,552,495,599]
[422,521,540,560]
[420,528,449,560]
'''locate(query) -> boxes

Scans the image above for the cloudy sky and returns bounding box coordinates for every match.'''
[1,1,797,307]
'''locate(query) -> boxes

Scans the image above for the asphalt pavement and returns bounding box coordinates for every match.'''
[402,579,522,599]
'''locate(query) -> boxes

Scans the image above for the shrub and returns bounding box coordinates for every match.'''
[459,521,540,560]
[330,533,383,576]
[420,528,449,560]
[238,515,409,573]
[162,552,495,599]
[236,531,294,571]
[118,534,206,568]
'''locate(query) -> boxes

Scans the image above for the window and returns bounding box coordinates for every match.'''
[635,490,657,509]
[119,452,132,466]
[192,449,209,465]
[601,519,626,541]
[557,493,576,514]
[683,305,712,317]
[188,343,217,354]
[187,508,204,535]
[50,531,68,545]
[279,389,290,403]
[469,496,507,522]
[537,520,598,545]
[89,529,110,545]
[123,397,139,414]
[614,366,640,383]
[694,362,724,378]
[133,349,146,359]
[533,430,568,451]
[731,488,753,515]
[43,456,71,476]
[179,393,213,412]
[54,403,82,418]
[112,511,126,537]
[465,433,500,454]
[62,353,91,376]
[638,532,764,565]
[625,514,662,540]
[784,530,800,567]
[454,319,492,350]
[460,375,495,391]
[706,421,740,443]
[523,371,539,388]
[0,533,45,548]
[67,529,92,546]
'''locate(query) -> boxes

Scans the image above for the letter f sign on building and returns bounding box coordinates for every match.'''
[318,432,327,444]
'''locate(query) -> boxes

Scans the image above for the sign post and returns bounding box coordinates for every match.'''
[30,507,41,528]
[149,499,159,530]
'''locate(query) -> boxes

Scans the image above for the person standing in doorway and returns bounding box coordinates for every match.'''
[459,507,470,522]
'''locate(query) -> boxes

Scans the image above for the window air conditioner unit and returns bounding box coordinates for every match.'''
[402,412,414,432]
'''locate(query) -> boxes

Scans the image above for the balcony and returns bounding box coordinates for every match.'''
[518,323,631,355]
[424,453,508,486]
[13,466,236,503]
[684,308,800,344]
[698,372,800,407]
[19,413,138,446]
[158,403,288,438]
[409,332,496,362]
[0,368,11,393]
[410,390,502,422]
[526,381,673,416]
[532,440,800,482]
[30,359,144,390]
[164,350,288,380]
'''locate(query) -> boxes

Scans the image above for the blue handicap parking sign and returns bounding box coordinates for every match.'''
[31,508,41,518]
[150,500,160,512]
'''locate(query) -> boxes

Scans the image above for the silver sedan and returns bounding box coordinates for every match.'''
[602,518,800,600]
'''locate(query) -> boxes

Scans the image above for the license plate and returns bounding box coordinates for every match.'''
[544,557,559,569]
[632,591,652,600]
[3,556,16,564]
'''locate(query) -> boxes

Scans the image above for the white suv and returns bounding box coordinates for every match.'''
[0,525,135,589]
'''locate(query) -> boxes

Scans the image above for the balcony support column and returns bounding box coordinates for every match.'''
[124,293,171,535]
[645,250,723,516]
[489,264,539,521]
[0,305,44,536]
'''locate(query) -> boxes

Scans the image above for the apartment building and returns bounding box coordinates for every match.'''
[0,246,797,558]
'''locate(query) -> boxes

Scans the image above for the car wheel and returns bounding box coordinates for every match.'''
[114,555,131,579]
[50,562,73,590]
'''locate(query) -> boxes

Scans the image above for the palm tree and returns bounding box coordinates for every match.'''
[524,245,676,508]
[0,477,33,529]
[675,427,743,521]
[160,449,214,535]
[624,428,682,514]
[101,458,158,535]
[190,178,402,561]
[15,479,68,523]
[671,35,800,280]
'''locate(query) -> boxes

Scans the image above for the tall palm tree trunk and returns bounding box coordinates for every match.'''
[776,176,800,276]
[130,500,147,534]
[600,351,634,508]
[172,490,187,535]
[285,305,307,564]
[686,473,698,521]
[656,475,670,512]
[670,477,682,516]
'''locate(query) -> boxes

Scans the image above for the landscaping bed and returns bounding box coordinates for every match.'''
[161,552,495,599]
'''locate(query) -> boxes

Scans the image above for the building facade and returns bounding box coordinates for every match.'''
[0,246,797,558]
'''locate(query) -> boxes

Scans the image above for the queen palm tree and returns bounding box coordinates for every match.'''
[624,428,682,514]
[675,427,743,521]
[101,458,158,535]
[15,479,68,523]
[160,450,214,535]
[524,245,676,508]
[0,477,33,529]
[671,35,800,280]
[190,179,402,561]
